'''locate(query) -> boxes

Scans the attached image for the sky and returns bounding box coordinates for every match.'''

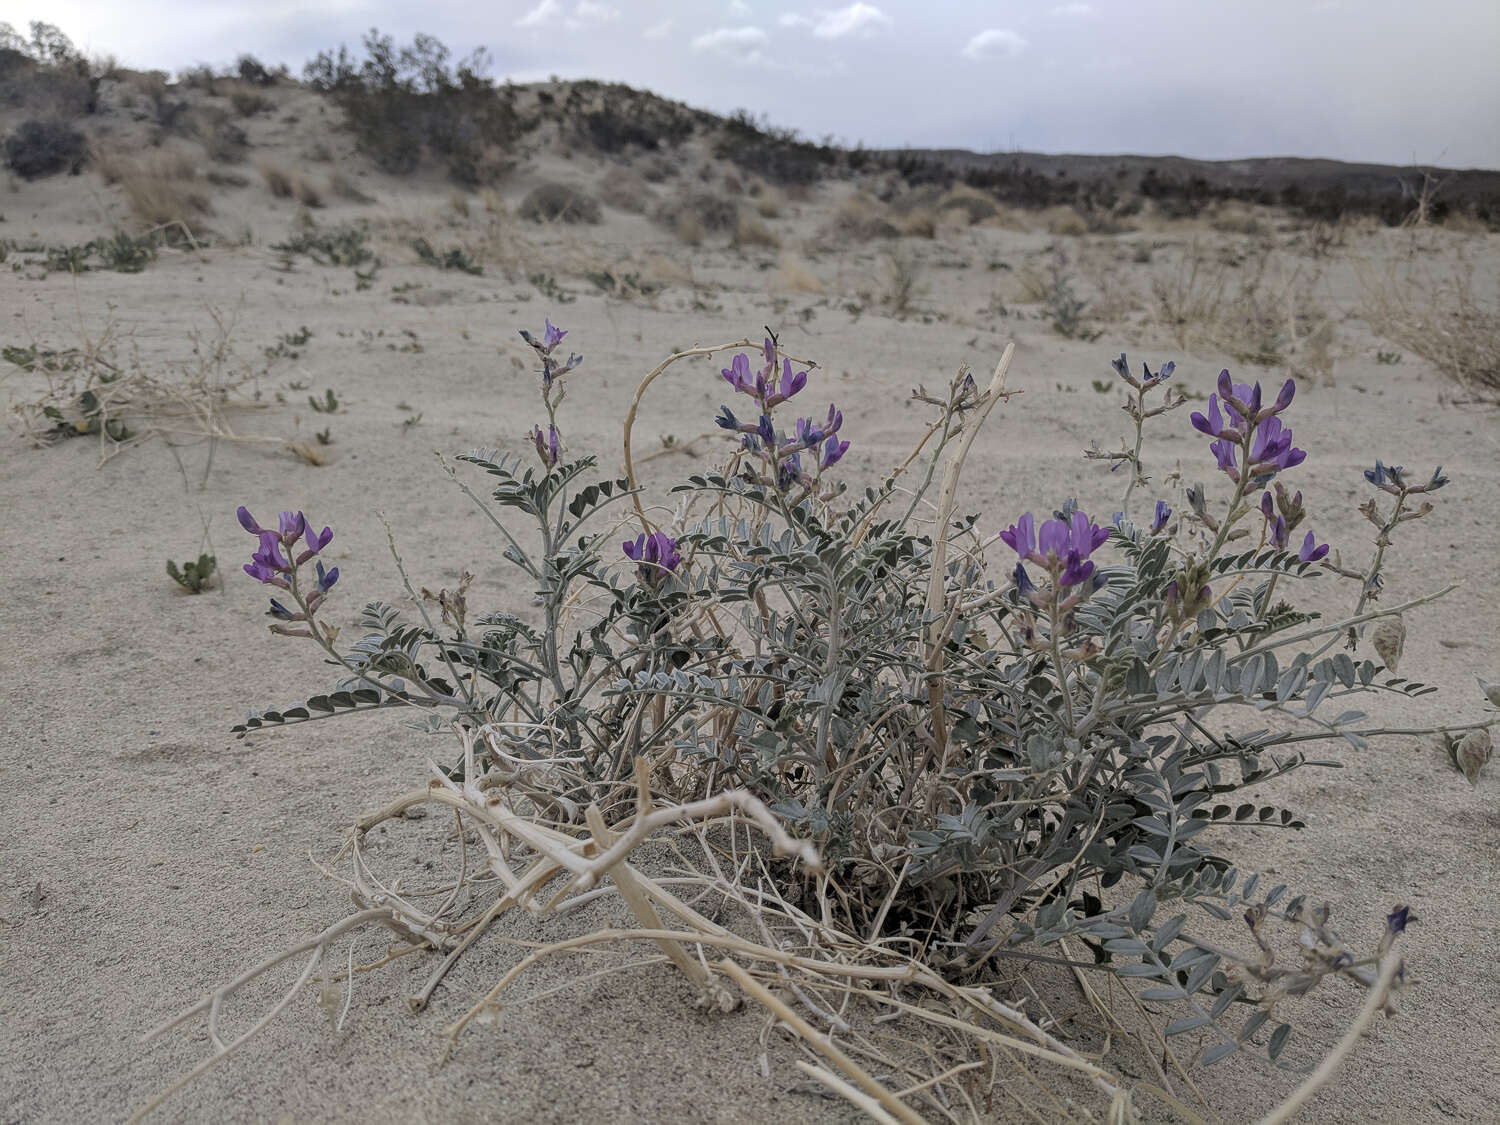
[10,1,1499,169]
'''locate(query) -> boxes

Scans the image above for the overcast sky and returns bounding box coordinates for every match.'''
[16,1,1500,169]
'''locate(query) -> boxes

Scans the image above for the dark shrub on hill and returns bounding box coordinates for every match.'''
[715,110,835,186]
[4,118,86,178]
[236,54,275,86]
[518,182,602,224]
[304,30,532,185]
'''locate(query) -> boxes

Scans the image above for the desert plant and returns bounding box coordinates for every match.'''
[303,30,531,184]
[3,117,85,178]
[167,554,217,593]
[135,321,1497,1124]
[412,237,482,274]
[596,167,653,214]
[258,161,293,198]
[1359,258,1499,397]
[271,225,372,266]
[115,154,213,234]
[518,182,602,225]
[307,388,339,413]
[734,214,780,249]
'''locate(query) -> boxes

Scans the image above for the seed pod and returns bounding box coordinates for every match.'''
[1454,729,1492,787]
[1371,615,1405,673]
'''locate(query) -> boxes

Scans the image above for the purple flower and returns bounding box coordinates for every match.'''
[778,454,805,491]
[301,521,333,557]
[794,416,823,448]
[1248,416,1306,475]
[1111,354,1175,389]
[715,405,739,431]
[1298,531,1328,563]
[520,320,567,355]
[1151,500,1171,534]
[1210,439,1238,475]
[820,435,850,469]
[1058,552,1095,588]
[267,598,296,620]
[314,560,339,592]
[530,424,561,468]
[622,531,682,584]
[244,532,290,587]
[722,353,754,394]
[1001,509,1109,588]
[757,414,776,445]
[237,505,265,535]
[779,361,807,401]
[1386,905,1411,937]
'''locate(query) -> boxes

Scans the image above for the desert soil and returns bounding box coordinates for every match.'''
[2,81,1498,1125]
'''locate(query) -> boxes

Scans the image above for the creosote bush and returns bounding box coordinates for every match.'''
[140,311,1498,1122]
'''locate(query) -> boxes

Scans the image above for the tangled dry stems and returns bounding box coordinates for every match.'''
[1357,254,1500,397]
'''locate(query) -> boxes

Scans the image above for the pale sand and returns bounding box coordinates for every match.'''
[2,79,1498,1124]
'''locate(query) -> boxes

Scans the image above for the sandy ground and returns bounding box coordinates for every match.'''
[2,81,1498,1124]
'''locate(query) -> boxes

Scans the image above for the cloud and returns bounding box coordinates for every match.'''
[779,4,891,39]
[566,1,619,28]
[1050,2,1094,15]
[515,0,562,28]
[690,26,769,52]
[729,0,753,14]
[642,18,673,39]
[961,28,1027,60]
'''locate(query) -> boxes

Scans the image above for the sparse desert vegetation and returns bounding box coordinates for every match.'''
[2,22,1498,1125]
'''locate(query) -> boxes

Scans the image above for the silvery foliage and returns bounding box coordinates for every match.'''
[235,339,1484,1073]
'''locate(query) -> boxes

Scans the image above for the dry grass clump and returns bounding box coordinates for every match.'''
[192,109,249,164]
[518,182,603,224]
[258,161,293,197]
[673,212,706,246]
[1359,258,1500,396]
[111,153,213,232]
[596,168,654,214]
[223,81,271,117]
[937,187,999,226]
[755,185,785,218]
[638,155,675,183]
[1041,205,1089,237]
[773,252,825,294]
[1153,241,1334,375]
[328,171,374,204]
[258,161,322,207]
[821,193,900,244]
[899,208,938,239]
[734,214,780,249]
[656,190,738,235]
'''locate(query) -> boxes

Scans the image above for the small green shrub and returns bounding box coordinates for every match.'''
[272,225,373,266]
[168,554,217,593]
[412,237,482,274]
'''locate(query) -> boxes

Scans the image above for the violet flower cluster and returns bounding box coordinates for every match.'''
[1191,371,1305,484]
[1002,509,1111,612]
[237,506,337,622]
[622,531,682,587]
[521,320,582,471]
[715,337,849,490]
[519,319,581,388]
[1365,459,1449,496]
